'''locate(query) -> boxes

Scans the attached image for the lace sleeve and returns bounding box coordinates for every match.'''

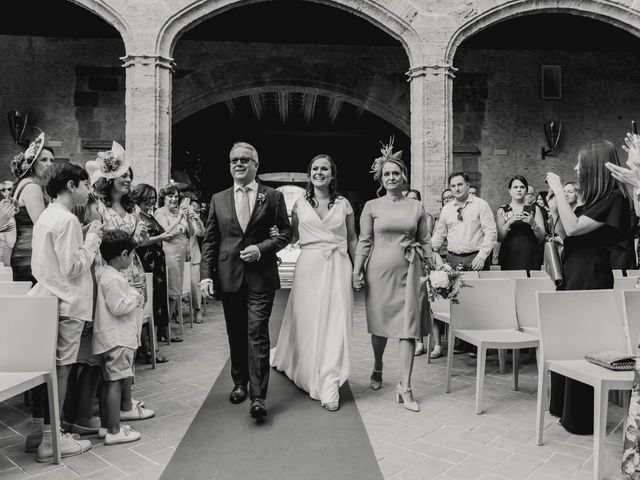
[342,198,353,215]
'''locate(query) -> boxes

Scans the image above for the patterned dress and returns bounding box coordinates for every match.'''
[137,211,169,329]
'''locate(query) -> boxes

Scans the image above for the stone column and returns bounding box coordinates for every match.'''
[121,54,174,189]
[407,64,457,213]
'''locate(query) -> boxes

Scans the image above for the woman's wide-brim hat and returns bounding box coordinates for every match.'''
[85,141,130,185]
[10,132,45,179]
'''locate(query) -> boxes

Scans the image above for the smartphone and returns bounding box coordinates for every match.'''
[633,120,638,135]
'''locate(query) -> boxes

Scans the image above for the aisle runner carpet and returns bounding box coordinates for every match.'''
[161,289,383,480]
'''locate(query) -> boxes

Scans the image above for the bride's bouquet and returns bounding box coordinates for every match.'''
[422,263,466,304]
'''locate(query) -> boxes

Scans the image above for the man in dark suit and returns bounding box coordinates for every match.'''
[200,142,292,419]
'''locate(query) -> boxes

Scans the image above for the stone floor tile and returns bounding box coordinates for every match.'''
[489,453,542,480]
[76,466,127,480]
[92,449,157,475]
[532,453,589,480]
[144,446,175,465]
[0,468,29,479]
[454,439,513,462]
[62,452,111,477]
[392,457,454,480]
[443,455,500,480]
[27,467,76,479]
[382,426,430,447]
[373,440,429,465]
[464,425,508,445]
[378,458,408,478]
[405,440,469,464]
[0,444,61,476]
[422,426,470,446]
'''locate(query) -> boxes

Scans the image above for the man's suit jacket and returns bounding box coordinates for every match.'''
[200,183,292,293]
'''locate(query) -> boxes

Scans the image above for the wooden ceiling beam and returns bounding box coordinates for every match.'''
[249,93,263,122]
[277,91,288,124]
[327,97,342,125]
[303,93,317,124]
[225,99,237,118]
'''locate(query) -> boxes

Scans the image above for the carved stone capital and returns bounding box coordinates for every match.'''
[120,54,176,71]
[406,64,458,81]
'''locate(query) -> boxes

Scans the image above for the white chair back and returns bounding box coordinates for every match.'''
[478,270,527,280]
[626,269,640,277]
[430,296,450,317]
[514,278,556,330]
[0,266,12,276]
[529,270,550,279]
[536,290,629,362]
[143,273,153,319]
[460,271,479,280]
[0,282,32,295]
[615,277,638,291]
[489,265,501,271]
[0,272,12,282]
[612,269,624,278]
[0,296,58,371]
[450,279,517,330]
[183,261,191,294]
[620,289,640,354]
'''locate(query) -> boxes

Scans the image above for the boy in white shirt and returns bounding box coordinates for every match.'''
[94,230,147,445]
[30,162,103,462]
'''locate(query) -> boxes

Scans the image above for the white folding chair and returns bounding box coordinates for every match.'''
[514,278,556,335]
[626,269,640,277]
[142,273,157,369]
[0,266,12,276]
[612,269,624,278]
[620,289,640,355]
[178,261,193,332]
[478,270,528,280]
[0,272,12,282]
[0,296,61,464]
[0,281,31,295]
[489,265,501,271]
[445,279,539,414]
[535,290,634,480]
[529,270,550,278]
[460,271,479,280]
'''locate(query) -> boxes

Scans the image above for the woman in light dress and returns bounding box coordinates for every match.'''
[271,154,357,412]
[352,141,433,412]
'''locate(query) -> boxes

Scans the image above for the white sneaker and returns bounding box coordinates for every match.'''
[430,345,443,359]
[36,432,92,463]
[132,398,145,408]
[414,342,425,356]
[105,424,141,445]
[120,405,155,421]
[98,428,107,439]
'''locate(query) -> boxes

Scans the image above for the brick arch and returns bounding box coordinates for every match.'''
[156,0,424,66]
[446,0,640,63]
[66,0,132,48]
[173,82,409,134]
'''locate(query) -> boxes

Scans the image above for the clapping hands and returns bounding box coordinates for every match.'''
[606,133,640,189]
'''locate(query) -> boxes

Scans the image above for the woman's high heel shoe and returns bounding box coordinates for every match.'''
[370,369,383,390]
[395,383,419,412]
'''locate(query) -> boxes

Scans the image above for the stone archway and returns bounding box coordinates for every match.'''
[446,0,640,63]
[67,0,132,51]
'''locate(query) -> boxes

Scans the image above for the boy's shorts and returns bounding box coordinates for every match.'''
[102,347,135,381]
[57,316,85,366]
[75,322,103,367]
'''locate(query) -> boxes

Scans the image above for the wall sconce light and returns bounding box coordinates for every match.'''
[541,121,561,159]
[7,111,28,144]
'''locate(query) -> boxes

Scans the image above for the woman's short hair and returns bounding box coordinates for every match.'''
[131,184,157,206]
[507,175,529,190]
[577,140,628,209]
[158,183,182,207]
[406,189,421,201]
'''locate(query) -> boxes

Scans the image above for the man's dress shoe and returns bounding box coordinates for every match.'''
[230,385,247,404]
[249,398,267,419]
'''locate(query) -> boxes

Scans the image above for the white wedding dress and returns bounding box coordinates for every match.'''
[271,196,353,405]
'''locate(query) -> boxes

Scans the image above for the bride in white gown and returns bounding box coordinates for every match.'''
[271,154,357,411]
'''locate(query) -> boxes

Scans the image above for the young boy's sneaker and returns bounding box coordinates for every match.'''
[36,432,92,463]
[105,424,140,445]
[120,405,154,421]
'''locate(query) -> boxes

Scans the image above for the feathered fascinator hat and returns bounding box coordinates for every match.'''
[85,141,130,185]
[370,136,404,181]
[10,132,45,178]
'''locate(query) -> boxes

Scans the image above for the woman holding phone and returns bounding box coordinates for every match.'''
[496,175,545,271]
[154,184,197,335]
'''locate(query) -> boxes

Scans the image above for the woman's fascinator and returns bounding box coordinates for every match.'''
[370,136,404,181]
[10,132,45,178]
[85,141,130,185]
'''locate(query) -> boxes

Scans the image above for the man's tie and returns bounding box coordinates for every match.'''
[237,186,251,232]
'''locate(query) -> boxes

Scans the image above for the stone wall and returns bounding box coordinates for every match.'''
[0,35,124,181]
[453,48,640,212]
